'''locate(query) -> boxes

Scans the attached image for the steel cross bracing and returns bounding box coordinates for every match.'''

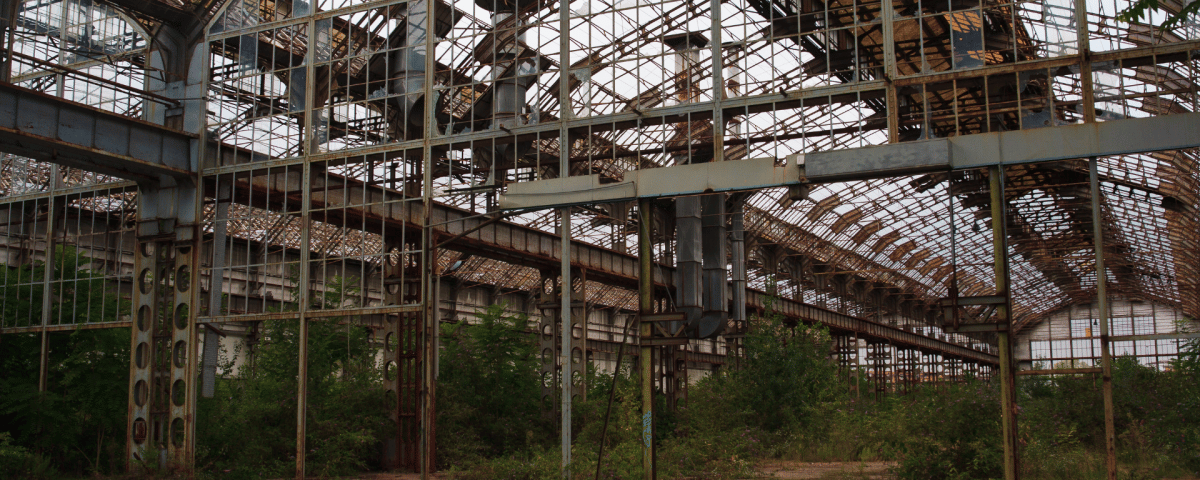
[0,0,1185,381]
[0,136,995,364]
[0,166,993,364]
[209,139,997,361]
[191,0,1200,329]
[0,0,1198,476]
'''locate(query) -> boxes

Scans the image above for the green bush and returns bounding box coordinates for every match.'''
[437,304,553,467]
[890,381,1002,480]
[0,247,130,476]
[1017,350,1200,479]
[196,275,387,478]
[685,296,841,436]
[195,316,386,478]
[652,296,840,479]
[0,431,36,477]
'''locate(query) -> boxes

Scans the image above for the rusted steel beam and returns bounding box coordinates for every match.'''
[637,197,654,480]
[224,166,997,362]
[0,83,195,184]
[1090,158,1118,480]
[745,290,996,364]
[0,321,133,334]
[1016,367,1101,376]
[990,166,1020,480]
[201,38,1200,178]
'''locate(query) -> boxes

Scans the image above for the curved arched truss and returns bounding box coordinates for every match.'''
[194,0,1198,335]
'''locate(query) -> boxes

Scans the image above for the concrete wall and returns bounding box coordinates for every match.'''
[213,276,724,384]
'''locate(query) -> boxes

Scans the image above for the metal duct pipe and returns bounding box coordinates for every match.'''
[698,194,728,338]
[490,13,538,130]
[730,197,746,327]
[675,195,703,326]
[471,8,539,184]
[666,32,708,335]
[388,0,461,140]
[721,54,746,335]
[665,31,726,338]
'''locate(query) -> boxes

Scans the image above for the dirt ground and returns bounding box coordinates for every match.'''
[755,461,896,479]
[331,461,898,479]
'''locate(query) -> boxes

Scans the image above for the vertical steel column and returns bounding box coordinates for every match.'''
[882,0,898,143]
[557,0,573,475]
[834,335,849,390]
[381,237,424,472]
[382,243,399,470]
[731,198,746,331]
[537,270,560,412]
[573,271,588,402]
[168,238,199,466]
[1074,0,1095,123]
[201,182,231,397]
[421,0,438,475]
[709,0,723,162]
[37,190,57,392]
[422,237,438,474]
[295,11,319,475]
[1089,157,1117,480]
[923,353,935,386]
[898,348,914,394]
[884,343,894,395]
[660,346,674,409]
[1,0,17,81]
[560,209,572,479]
[990,165,1019,480]
[399,304,422,470]
[127,239,175,470]
[867,342,884,400]
[675,346,687,408]
[295,163,313,480]
[853,333,860,398]
[127,241,156,469]
[638,198,654,480]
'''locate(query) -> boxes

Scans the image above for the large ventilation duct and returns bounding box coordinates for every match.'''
[730,197,747,329]
[665,32,727,339]
[471,0,543,186]
[726,49,747,332]
[700,193,728,337]
[386,0,462,141]
[675,193,703,326]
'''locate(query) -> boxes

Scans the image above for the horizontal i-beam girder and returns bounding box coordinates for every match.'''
[498,112,1200,210]
[0,147,995,362]
[213,147,994,363]
[805,112,1200,182]
[0,83,195,183]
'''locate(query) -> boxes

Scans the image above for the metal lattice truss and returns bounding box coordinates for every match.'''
[1,0,1198,335]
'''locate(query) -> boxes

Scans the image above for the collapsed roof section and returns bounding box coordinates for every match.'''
[1,0,1196,334]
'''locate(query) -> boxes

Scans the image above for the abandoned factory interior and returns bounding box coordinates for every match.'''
[0,0,1196,477]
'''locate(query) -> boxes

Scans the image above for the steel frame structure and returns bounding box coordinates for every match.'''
[0,0,1196,479]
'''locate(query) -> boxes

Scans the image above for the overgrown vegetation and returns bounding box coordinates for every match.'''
[195,274,388,479]
[437,304,552,465]
[0,246,130,478]
[442,300,1200,480]
[2,270,1198,479]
